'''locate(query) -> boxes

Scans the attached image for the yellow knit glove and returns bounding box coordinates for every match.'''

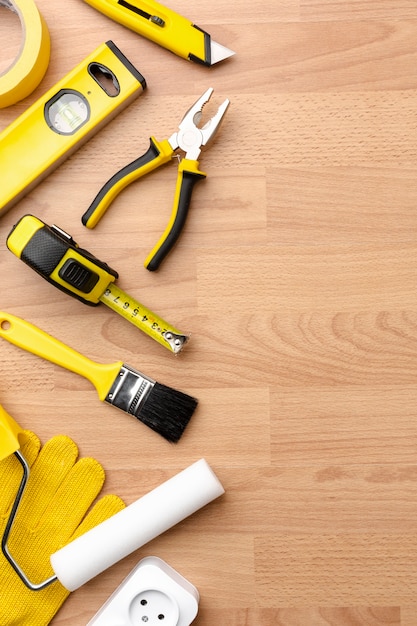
[0,430,125,626]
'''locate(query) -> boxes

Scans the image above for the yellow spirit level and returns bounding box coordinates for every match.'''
[0,41,146,216]
[7,215,189,354]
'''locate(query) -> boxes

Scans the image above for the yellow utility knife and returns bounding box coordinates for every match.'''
[81,0,235,66]
[83,88,230,271]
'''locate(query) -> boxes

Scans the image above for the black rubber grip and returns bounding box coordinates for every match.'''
[9,217,118,306]
[21,227,68,277]
[17,227,100,306]
[146,169,205,271]
[82,138,161,226]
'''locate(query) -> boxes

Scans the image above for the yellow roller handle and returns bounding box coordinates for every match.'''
[82,137,174,228]
[0,404,24,460]
[0,312,122,401]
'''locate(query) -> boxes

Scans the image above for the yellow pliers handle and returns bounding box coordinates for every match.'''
[82,137,206,270]
[83,89,228,270]
[145,158,206,271]
[82,136,174,229]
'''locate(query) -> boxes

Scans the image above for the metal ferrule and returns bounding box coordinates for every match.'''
[105,365,155,416]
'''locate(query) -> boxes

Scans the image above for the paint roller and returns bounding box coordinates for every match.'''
[52,458,224,590]
[0,408,225,591]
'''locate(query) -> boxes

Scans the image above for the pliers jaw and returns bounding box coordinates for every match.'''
[168,87,230,161]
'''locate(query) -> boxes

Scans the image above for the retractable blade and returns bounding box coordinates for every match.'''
[81,0,235,66]
[100,282,188,353]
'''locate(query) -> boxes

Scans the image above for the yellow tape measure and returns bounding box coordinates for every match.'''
[101,283,188,353]
[0,0,50,108]
[7,215,189,355]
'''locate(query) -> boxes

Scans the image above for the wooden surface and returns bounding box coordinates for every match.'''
[1,1,417,624]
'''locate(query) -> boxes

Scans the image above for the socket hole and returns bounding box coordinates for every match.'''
[0,320,10,330]
[131,590,179,624]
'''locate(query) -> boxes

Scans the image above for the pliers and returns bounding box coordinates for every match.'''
[82,87,230,271]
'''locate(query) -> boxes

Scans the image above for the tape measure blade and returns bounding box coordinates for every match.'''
[100,283,189,354]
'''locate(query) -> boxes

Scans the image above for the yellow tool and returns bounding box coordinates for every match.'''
[0,40,146,216]
[7,215,189,353]
[0,407,124,626]
[0,0,50,108]
[0,403,24,461]
[82,87,230,271]
[0,311,198,442]
[81,0,235,66]
[0,408,61,591]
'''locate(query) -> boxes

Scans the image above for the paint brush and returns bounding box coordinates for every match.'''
[0,312,197,442]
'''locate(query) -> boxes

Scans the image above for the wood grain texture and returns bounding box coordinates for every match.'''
[1,0,417,624]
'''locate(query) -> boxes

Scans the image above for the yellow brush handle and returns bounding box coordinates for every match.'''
[0,404,24,461]
[0,312,122,400]
[82,136,173,228]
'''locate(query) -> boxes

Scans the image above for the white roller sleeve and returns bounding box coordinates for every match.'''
[50,459,225,591]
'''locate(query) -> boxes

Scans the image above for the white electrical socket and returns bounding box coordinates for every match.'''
[86,557,199,626]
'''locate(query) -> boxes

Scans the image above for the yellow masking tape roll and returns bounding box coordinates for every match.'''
[0,0,50,108]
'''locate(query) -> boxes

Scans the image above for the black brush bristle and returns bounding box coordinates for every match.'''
[136,382,198,442]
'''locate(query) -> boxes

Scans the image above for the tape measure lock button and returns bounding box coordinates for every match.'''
[0,0,50,108]
[58,259,100,293]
